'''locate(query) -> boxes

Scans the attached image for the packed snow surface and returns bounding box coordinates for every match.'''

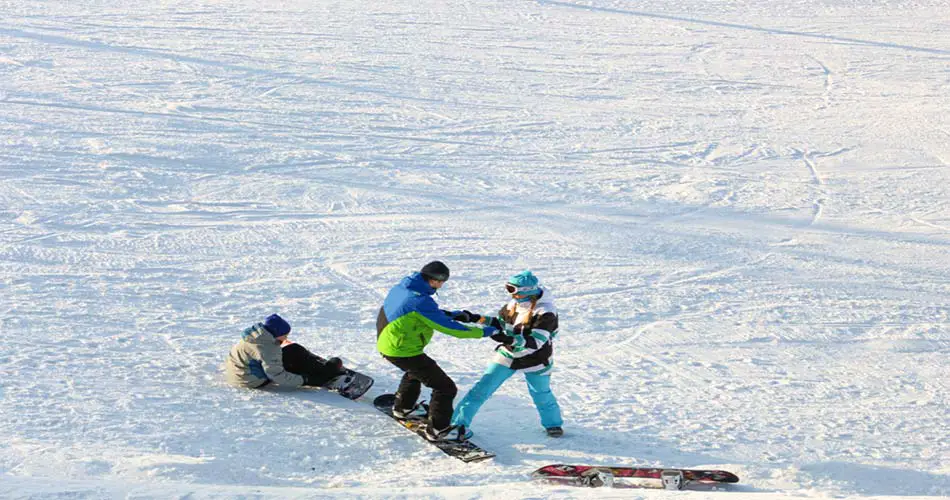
[1,0,948,498]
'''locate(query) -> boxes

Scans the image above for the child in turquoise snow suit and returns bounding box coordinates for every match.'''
[448,271,564,438]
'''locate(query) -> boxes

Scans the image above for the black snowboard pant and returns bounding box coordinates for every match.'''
[383,353,457,430]
[281,343,344,387]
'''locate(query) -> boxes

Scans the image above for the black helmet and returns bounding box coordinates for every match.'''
[420,261,450,281]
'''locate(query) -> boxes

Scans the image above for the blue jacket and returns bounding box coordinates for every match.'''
[376,272,483,357]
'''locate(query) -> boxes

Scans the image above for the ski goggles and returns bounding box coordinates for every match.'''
[505,283,536,294]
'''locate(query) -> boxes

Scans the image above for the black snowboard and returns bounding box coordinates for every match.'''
[373,393,495,463]
[324,368,374,400]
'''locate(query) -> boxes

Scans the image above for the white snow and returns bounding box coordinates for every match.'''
[1,0,948,498]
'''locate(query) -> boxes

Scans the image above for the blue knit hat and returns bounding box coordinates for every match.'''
[262,314,291,337]
[507,271,540,301]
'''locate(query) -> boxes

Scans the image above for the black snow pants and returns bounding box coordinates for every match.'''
[383,353,457,430]
[281,343,344,387]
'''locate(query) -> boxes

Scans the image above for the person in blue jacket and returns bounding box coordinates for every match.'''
[376,261,501,442]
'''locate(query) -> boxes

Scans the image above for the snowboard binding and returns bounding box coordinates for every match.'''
[392,401,430,421]
[661,469,686,490]
[580,468,615,488]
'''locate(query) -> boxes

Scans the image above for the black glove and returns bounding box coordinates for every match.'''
[490,332,514,344]
[488,317,505,330]
[452,310,481,323]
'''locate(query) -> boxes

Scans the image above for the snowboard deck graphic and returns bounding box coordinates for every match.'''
[532,464,739,489]
[325,367,374,400]
[373,393,495,463]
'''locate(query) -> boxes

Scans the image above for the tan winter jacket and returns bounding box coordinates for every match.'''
[224,324,305,388]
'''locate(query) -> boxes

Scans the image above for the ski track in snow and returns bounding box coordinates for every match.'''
[1,1,949,498]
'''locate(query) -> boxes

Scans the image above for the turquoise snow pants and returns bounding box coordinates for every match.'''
[452,362,563,430]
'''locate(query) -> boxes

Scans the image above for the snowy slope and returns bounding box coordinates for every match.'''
[1,0,948,498]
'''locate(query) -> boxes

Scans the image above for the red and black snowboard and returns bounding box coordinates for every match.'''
[533,464,739,489]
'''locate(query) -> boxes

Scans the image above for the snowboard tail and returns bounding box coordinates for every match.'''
[326,368,374,400]
[532,464,739,489]
[373,393,495,463]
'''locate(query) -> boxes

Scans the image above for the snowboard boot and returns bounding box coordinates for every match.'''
[545,426,564,437]
[392,401,429,421]
[325,357,343,372]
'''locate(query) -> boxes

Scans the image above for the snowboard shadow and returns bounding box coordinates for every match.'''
[270,382,370,408]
